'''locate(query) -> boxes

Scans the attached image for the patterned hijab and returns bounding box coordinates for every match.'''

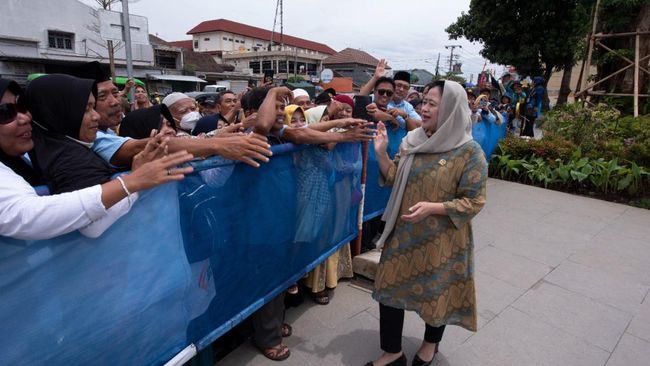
[377,80,473,247]
[305,105,327,125]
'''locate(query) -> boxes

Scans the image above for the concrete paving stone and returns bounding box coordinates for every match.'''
[605,333,650,366]
[471,227,495,251]
[289,311,383,366]
[217,340,315,366]
[550,195,629,221]
[545,260,648,315]
[599,216,650,243]
[626,294,650,343]
[615,206,650,228]
[569,231,650,286]
[486,226,588,267]
[537,210,613,238]
[512,281,632,352]
[286,283,374,334]
[445,307,610,366]
[522,215,598,243]
[474,270,526,326]
[472,203,541,233]
[474,245,553,290]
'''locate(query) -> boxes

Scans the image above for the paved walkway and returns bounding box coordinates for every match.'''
[219,179,650,366]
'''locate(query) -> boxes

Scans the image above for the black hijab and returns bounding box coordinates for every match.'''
[0,78,45,186]
[26,74,117,194]
[119,104,176,139]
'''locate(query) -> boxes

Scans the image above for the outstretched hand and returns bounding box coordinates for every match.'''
[374,59,388,79]
[125,150,195,192]
[132,129,170,170]
[216,132,272,168]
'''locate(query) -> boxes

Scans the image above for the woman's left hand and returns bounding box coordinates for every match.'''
[401,201,444,223]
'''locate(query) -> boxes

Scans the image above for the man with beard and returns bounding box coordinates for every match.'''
[70,62,272,169]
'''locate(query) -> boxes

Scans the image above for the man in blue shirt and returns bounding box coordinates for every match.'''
[360,60,422,131]
[70,62,273,168]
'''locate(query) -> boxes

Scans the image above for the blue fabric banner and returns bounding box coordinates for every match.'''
[363,124,407,221]
[0,142,362,366]
[472,114,508,159]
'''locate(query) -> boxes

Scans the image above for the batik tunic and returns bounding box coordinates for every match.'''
[372,140,487,331]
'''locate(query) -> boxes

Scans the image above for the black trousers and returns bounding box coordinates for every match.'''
[252,293,285,348]
[379,303,446,353]
[521,116,535,137]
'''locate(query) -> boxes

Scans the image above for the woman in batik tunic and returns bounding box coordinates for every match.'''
[366,80,487,366]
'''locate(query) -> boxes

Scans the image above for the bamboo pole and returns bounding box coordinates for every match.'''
[594,30,650,38]
[581,0,601,95]
[634,29,640,117]
[588,91,649,97]
[353,142,369,256]
[595,39,650,75]
[577,54,650,95]
[576,3,596,101]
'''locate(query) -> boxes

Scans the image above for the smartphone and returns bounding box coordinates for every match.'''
[353,95,373,122]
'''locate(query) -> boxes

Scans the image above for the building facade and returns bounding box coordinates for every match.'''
[185,19,335,80]
[0,0,156,84]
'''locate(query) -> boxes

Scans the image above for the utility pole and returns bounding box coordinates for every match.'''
[445,45,462,73]
[435,52,440,76]
[120,0,133,102]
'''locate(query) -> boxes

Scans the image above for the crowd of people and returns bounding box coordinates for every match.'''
[0,59,498,365]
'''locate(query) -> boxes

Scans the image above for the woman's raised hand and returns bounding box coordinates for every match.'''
[123,150,194,192]
[132,129,169,171]
[373,121,389,155]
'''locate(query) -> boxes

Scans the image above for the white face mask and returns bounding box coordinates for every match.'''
[179,111,201,131]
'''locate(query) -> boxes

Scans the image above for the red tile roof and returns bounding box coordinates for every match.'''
[186,19,336,55]
[169,40,193,50]
[323,48,382,67]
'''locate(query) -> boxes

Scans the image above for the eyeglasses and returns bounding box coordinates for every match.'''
[0,101,28,125]
[377,89,394,97]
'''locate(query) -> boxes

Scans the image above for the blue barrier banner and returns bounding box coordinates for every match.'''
[363,124,406,221]
[0,183,190,366]
[472,114,508,160]
[0,142,362,365]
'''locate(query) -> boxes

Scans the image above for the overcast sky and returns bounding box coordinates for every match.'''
[82,0,503,82]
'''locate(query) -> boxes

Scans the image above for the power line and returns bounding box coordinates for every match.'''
[444,44,462,73]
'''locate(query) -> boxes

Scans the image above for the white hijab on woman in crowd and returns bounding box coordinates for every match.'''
[377,80,473,248]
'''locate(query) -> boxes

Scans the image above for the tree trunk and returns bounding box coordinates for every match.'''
[543,67,554,111]
[557,60,575,106]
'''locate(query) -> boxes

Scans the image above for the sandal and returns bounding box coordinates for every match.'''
[312,290,330,305]
[259,343,291,361]
[287,284,299,295]
[281,323,292,338]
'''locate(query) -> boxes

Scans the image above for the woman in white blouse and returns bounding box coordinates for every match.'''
[0,78,194,240]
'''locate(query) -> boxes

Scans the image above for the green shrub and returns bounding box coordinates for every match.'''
[496,135,574,162]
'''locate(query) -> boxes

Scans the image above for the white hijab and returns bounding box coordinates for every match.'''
[377,80,473,247]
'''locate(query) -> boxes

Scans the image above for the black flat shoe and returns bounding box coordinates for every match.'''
[411,343,439,366]
[364,353,407,366]
[411,354,433,366]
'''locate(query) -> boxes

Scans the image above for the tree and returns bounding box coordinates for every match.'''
[432,72,467,85]
[446,0,591,105]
